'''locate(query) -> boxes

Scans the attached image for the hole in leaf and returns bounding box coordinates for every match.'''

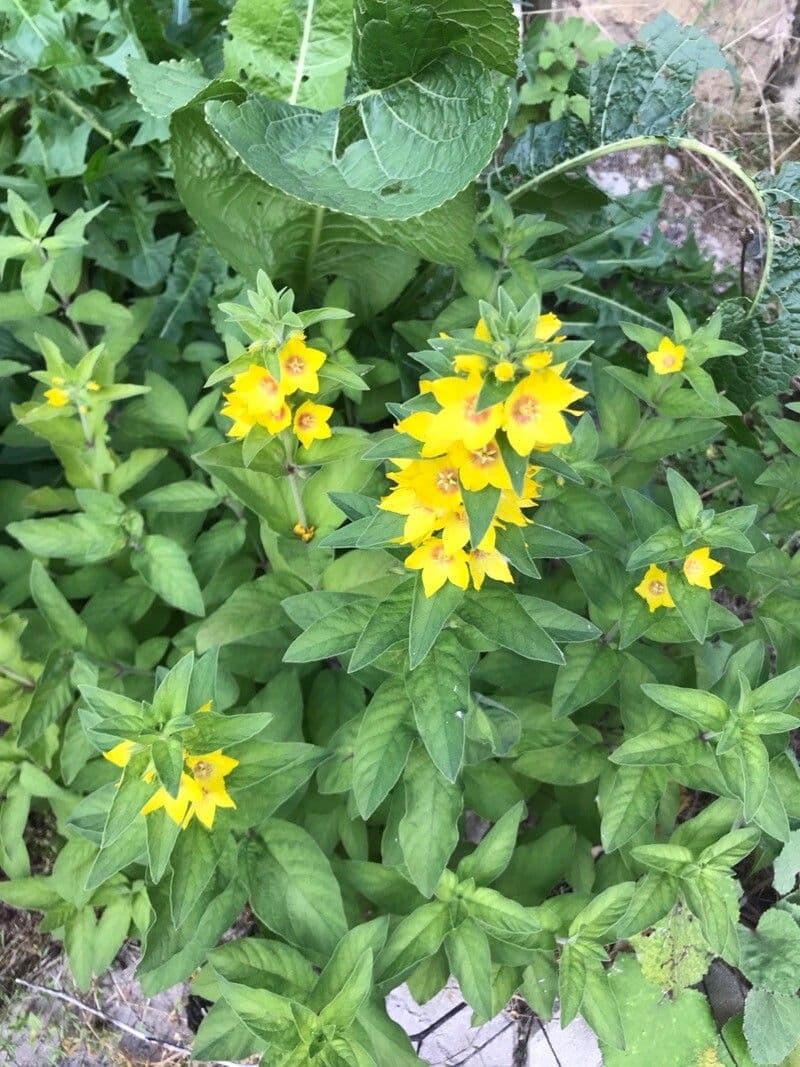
[334,105,366,160]
[380,181,405,196]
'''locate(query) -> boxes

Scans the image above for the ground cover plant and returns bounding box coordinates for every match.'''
[1,1,800,1063]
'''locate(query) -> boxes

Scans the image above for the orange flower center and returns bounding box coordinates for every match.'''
[259,375,280,396]
[685,558,700,575]
[286,356,305,376]
[431,544,452,564]
[649,580,665,596]
[511,395,539,423]
[435,468,460,494]
[192,761,214,781]
[297,411,316,430]
[471,444,498,467]
[463,397,492,424]
[661,355,675,368]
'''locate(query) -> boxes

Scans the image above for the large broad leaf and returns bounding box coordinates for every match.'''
[207,0,515,219]
[205,54,507,221]
[224,0,354,110]
[170,84,475,313]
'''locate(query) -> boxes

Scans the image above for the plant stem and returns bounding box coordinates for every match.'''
[503,135,774,319]
[282,436,309,529]
[0,665,36,691]
[50,88,127,152]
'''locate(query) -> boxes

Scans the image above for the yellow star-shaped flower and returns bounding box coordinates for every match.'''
[635,565,675,612]
[683,547,724,589]
[647,337,686,375]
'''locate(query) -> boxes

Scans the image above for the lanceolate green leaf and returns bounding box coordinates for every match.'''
[405,632,469,782]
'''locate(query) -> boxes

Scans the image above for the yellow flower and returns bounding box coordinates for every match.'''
[502,369,586,456]
[279,334,327,395]
[452,440,511,493]
[635,565,675,612]
[380,456,466,544]
[683,547,723,589]
[405,537,470,597]
[141,772,197,825]
[220,364,290,438]
[647,337,686,375]
[86,381,101,392]
[184,750,239,829]
[422,374,503,453]
[494,360,516,382]
[293,400,333,449]
[142,750,239,830]
[468,528,513,590]
[535,312,563,342]
[103,740,135,768]
[293,522,316,542]
[44,386,70,408]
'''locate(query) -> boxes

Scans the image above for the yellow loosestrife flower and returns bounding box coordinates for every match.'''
[142,750,239,830]
[502,369,586,456]
[635,565,675,612]
[104,741,239,830]
[221,364,290,438]
[293,400,333,449]
[279,334,327,395]
[647,337,686,375]
[382,312,582,596]
[683,547,724,589]
[405,538,470,597]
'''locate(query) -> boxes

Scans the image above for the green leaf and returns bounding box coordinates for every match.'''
[205,18,511,221]
[774,829,800,894]
[666,468,702,530]
[127,58,210,118]
[309,919,389,1013]
[376,901,452,990]
[580,965,625,1051]
[65,906,97,991]
[640,685,728,730]
[405,632,469,782]
[319,950,373,1030]
[445,920,493,1021]
[352,679,414,819]
[670,576,710,644]
[740,909,800,994]
[224,0,353,110]
[461,884,540,946]
[349,580,415,672]
[29,561,88,648]
[408,578,463,669]
[8,514,126,564]
[457,588,564,663]
[462,485,501,549]
[246,819,348,964]
[743,988,800,1066]
[152,739,183,798]
[131,535,205,617]
[456,800,524,885]
[138,481,221,513]
[600,766,666,852]
[552,643,619,719]
[399,747,463,897]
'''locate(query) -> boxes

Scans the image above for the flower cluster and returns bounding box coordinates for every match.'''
[104,741,238,830]
[380,313,586,596]
[636,547,724,612]
[221,333,333,450]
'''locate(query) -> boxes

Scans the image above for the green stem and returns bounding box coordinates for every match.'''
[0,665,36,691]
[504,135,773,318]
[281,436,309,529]
[50,88,127,152]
